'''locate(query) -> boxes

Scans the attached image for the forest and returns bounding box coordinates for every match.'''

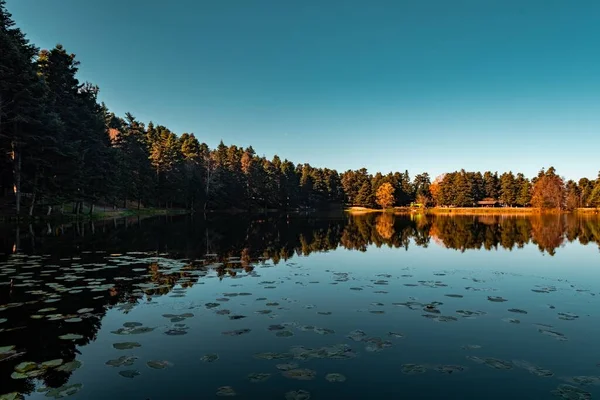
[1,1,600,217]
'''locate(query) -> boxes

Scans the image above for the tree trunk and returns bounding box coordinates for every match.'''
[47,205,53,216]
[28,191,36,217]
[11,141,22,216]
[28,173,38,217]
[89,203,95,215]
[137,198,141,210]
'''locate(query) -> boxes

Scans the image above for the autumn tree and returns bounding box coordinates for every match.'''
[531,167,565,210]
[376,182,395,209]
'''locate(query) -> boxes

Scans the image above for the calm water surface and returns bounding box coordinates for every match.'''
[1,213,600,399]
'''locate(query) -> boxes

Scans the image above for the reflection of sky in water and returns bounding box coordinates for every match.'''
[14,237,600,399]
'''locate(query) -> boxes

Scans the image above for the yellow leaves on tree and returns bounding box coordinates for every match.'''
[376,182,395,209]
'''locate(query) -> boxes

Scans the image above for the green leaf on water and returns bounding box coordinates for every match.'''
[146,360,172,369]
[112,342,141,350]
[59,333,84,340]
[40,359,63,368]
[118,369,140,378]
[56,360,83,373]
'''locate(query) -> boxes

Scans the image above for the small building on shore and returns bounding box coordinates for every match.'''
[477,198,501,207]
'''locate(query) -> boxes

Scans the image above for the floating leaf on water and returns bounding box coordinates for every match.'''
[14,361,38,373]
[285,390,311,400]
[255,310,272,315]
[229,315,247,320]
[146,360,171,369]
[502,318,520,324]
[11,372,29,380]
[40,359,63,369]
[222,329,251,336]
[268,324,285,331]
[369,310,385,315]
[0,345,16,355]
[112,342,141,350]
[401,364,427,374]
[0,392,24,400]
[254,352,293,360]
[165,327,187,335]
[314,327,335,335]
[106,355,137,367]
[118,369,140,379]
[512,360,553,377]
[388,332,404,338]
[563,376,600,386]
[205,303,220,309]
[77,308,94,314]
[299,325,315,331]
[276,330,294,338]
[282,368,317,380]
[247,373,271,383]
[467,356,513,370]
[347,329,368,342]
[59,333,84,341]
[435,365,465,374]
[539,329,568,341]
[216,386,236,397]
[56,360,82,373]
[317,311,332,315]
[42,383,83,399]
[64,317,82,323]
[325,373,346,382]
[558,312,579,321]
[445,294,464,298]
[276,363,299,371]
[550,384,592,400]
[456,310,486,318]
[350,287,363,291]
[200,354,219,363]
[487,296,508,303]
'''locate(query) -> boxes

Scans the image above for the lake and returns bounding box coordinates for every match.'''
[1,213,600,399]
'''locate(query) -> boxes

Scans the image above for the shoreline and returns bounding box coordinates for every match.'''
[346,206,600,216]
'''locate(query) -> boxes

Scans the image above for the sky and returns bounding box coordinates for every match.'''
[6,0,600,180]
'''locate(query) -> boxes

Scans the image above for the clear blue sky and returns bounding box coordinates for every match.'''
[6,0,600,180]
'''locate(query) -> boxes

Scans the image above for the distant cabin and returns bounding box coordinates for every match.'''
[477,198,501,207]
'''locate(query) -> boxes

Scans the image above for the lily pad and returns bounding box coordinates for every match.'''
[200,353,219,363]
[56,360,83,373]
[276,363,299,371]
[285,390,311,400]
[401,364,427,374]
[282,368,317,380]
[106,355,137,367]
[222,329,251,336]
[539,329,568,341]
[508,308,528,314]
[435,365,465,374]
[550,384,591,400]
[487,296,508,302]
[77,308,94,314]
[40,359,63,368]
[0,393,23,400]
[14,361,38,373]
[325,373,346,382]
[42,383,83,398]
[118,369,140,379]
[112,342,141,350]
[59,333,83,340]
[247,372,271,382]
[146,360,171,369]
[216,386,236,397]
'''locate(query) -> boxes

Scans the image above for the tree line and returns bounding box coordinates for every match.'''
[1,2,599,216]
